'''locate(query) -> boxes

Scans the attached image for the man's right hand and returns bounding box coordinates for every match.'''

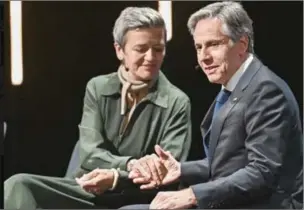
[129,145,181,190]
[128,153,167,187]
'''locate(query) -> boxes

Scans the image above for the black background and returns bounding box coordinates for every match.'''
[2,2,303,183]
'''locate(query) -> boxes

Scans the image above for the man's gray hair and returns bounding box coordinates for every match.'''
[113,7,166,47]
[187,1,254,53]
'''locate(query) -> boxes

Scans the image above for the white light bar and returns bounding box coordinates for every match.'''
[158,1,172,42]
[10,1,23,86]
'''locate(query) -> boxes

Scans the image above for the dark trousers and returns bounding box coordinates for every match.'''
[119,204,150,209]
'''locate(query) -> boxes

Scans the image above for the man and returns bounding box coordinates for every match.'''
[121,1,303,209]
[4,7,192,209]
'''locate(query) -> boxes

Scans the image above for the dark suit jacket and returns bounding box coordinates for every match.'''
[180,56,303,209]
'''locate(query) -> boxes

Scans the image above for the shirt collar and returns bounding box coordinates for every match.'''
[223,53,254,92]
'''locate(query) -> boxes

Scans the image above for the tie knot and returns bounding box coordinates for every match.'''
[216,89,231,104]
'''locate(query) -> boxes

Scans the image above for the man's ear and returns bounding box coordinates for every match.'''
[238,35,249,55]
[114,42,124,61]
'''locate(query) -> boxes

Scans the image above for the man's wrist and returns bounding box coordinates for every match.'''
[177,162,182,179]
[184,187,197,206]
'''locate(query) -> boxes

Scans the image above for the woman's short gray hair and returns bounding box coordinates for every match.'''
[187,1,254,53]
[113,7,166,47]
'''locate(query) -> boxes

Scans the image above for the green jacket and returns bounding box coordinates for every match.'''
[76,71,192,190]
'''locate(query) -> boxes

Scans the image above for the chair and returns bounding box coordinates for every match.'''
[65,140,80,177]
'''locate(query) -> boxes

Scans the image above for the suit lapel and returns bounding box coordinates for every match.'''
[200,100,216,166]
[200,100,216,139]
[208,93,239,163]
[208,56,263,165]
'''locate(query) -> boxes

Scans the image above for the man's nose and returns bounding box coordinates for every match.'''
[199,47,212,62]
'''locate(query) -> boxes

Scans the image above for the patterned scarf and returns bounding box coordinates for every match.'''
[117,65,157,116]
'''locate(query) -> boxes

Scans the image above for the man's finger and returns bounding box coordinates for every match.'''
[134,160,151,179]
[140,180,158,190]
[152,157,167,181]
[156,200,169,210]
[150,196,158,209]
[133,177,150,184]
[147,155,161,185]
[154,145,170,160]
[149,192,167,209]
[128,170,141,179]
[154,192,167,205]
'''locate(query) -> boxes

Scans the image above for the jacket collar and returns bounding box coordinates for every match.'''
[98,70,169,108]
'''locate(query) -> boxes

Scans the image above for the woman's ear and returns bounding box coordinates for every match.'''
[114,42,124,61]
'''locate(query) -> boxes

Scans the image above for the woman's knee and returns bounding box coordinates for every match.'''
[5,173,34,188]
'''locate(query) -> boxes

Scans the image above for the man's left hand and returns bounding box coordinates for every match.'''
[75,168,114,195]
[149,188,197,209]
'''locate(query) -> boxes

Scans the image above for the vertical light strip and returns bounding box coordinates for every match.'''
[10,1,23,85]
[158,1,172,42]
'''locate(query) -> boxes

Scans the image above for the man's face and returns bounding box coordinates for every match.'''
[193,18,248,85]
[115,27,166,81]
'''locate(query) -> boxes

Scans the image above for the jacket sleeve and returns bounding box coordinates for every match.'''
[190,82,295,208]
[180,158,209,186]
[159,97,192,162]
[78,78,132,174]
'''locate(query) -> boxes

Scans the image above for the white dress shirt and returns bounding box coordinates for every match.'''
[223,53,254,92]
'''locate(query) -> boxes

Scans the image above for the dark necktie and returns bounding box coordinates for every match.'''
[203,89,231,159]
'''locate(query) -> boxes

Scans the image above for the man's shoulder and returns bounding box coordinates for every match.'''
[247,64,298,111]
[251,64,289,92]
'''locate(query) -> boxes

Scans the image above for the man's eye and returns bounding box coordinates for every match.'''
[154,48,164,52]
[210,42,220,46]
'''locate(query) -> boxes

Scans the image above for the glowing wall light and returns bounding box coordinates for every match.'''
[158,1,172,42]
[10,1,23,85]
